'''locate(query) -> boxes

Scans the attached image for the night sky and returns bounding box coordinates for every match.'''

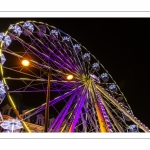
[0,18,150,128]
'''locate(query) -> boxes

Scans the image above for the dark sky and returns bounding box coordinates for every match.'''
[0,18,150,127]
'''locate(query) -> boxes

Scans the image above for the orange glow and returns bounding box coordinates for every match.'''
[22,60,30,66]
[95,102,107,132]
[66,75,74,80]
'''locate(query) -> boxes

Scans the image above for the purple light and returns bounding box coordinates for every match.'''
[69,89,88,132]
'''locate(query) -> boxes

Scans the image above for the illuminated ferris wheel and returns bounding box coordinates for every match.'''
[0,20,149,132]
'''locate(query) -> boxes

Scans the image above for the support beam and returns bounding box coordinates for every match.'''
[69,87,88,132]
[5,88,31,132]
[94,101,107,132]
[80,112,86,132]
[54,93,77,132]
[100,98,124,132]
[44,72,50,132]
[96,84,150,132]
[90,81,107,132]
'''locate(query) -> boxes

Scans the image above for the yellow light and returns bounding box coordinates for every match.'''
[22,60,30,66]
[66,75,74,80]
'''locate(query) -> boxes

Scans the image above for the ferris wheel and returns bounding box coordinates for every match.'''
[0,20,149,132]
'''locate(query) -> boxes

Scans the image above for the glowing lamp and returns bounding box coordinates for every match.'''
[66,75,74,80]
[22,60,29,66]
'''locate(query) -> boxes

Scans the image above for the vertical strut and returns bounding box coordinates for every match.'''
[44,71,50,132]
[101,98,124,132]
[80,112,86,132]
[94,101,107,132]
[90,80,107,132]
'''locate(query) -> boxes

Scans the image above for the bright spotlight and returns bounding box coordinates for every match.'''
[66,75,74,80]
[22,60,30,66]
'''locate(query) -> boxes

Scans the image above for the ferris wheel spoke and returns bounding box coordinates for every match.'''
[49,41,81,72]
[77,103,101,132]
[28,32,80,73]
[24,67,41,78]
[87,89,99,131]
[52,91,79,132]
[60,104,77,132]
[103,99,128,131]
[22,80,34,91]
[63,47,82,72]
[101,99,124,132]
[8,34,50,66]
[29,36,76,72]
[48,39,72,61]
[23,90,81,125]
[14,35,74,74]
[4,77,47,82]
[45,29,83,72]
[69,37,85,72]
[48,51,80,74]
[22,85,84,117]
[96,84,149,132]
[59,86,87,132]
[3,66,43,79]
[9,90,46,93]
[55,43,75,64]
[76,107,99,132]
[4,76,47,87]
[86,111,99,132]
[80,111,87,132]
[51,83,69,104]
[8,82,46,92]
[94,88,114,132]
[20,35,80,76]
[3,49,73,78]
[4,77,81,84]
[48,93,75,132]
[69,85,89,132]
[31,61,73,78]
[79,91,99,132]
[50,83,80,93]
[9,81,76,93]
[97,85,140,131]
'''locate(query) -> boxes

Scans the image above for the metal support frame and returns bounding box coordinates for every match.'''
[100,97,124,132]
[0,58,31,132]
[69,86,88,132]
[96,84,150,132]
[5,87,31,132]
[90,81,107,132]
[44,71,50,132]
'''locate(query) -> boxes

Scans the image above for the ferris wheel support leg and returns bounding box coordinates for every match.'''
[100,98,124,132]
[89,97,99,132]
[90,81,107,132]
[5,90,31,132]
[44,71,50,132]
[80,112,86,132]
[94,102,107,132]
